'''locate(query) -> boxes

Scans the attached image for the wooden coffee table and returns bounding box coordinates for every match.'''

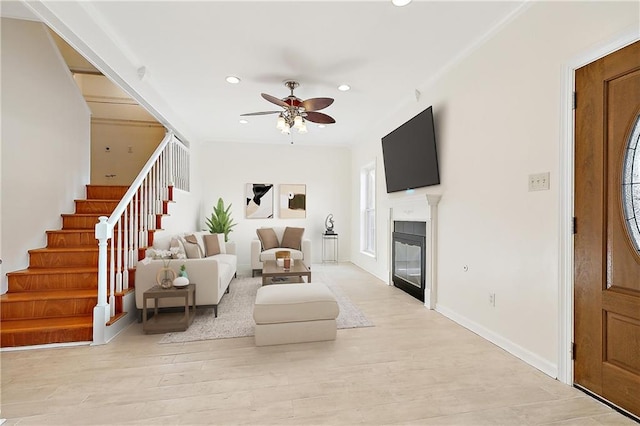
[262,260,311,285]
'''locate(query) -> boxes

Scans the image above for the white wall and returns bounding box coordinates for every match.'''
[90,121,164,185]
[350,1,639,377]
[1,18,91,293]
[198,142,351,274]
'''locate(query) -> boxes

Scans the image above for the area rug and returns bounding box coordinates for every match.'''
[159,276,373,344]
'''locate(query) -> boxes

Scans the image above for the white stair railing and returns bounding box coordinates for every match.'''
[93,130,189,344]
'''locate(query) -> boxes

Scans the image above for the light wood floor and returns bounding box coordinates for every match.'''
[1,263,635,425]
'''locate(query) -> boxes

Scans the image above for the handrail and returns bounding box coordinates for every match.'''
[93,130,189,344]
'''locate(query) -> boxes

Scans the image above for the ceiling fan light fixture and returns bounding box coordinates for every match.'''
[225,75,241,84]
[242,81,335,137]
[239,119,248,124]
[392,0,412,6]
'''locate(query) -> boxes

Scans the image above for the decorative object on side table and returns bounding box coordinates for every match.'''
[173,276,189,287]
[173,264,189,287]
[157,267,176,289]
[179,264,188,279]
[147,248,186,289]
[325,214,335,234]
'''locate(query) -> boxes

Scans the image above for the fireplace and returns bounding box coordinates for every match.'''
[392,221,426,302]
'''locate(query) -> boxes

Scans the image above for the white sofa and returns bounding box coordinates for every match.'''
[135,231,237,318]
[251,226,311,277]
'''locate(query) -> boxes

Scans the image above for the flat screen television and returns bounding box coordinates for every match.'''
[381,106,440,193]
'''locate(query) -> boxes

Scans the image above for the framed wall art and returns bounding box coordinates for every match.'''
[280,184,306,219]
[246,183,274,219]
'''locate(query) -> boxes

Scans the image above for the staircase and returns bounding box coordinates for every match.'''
[1,185,134,348]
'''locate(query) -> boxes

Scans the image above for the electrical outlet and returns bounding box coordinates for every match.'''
[489,293,496,307]
[528,172,550,191]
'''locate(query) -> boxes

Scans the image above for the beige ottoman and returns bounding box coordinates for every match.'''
[253,283,339,346]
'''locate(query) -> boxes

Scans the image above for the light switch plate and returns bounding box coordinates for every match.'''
[529,172,550,191]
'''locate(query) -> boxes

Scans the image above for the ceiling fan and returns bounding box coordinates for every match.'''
[241,80,336,134]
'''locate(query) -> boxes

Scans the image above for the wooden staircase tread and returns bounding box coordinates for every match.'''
[75,198,122,202]
[7,267,98,275]
[1,316,93,332]
[61,213,108,216]
[46,229,97,234]
[8,266,136,275]
[29,247,99,253]
[1,289,97,301]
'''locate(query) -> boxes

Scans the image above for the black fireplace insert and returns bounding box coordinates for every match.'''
[392,221,426,302]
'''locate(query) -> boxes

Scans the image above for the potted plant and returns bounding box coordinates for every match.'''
[205,198,236,242]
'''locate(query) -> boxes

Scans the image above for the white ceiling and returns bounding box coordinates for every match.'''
[3,1,527,146]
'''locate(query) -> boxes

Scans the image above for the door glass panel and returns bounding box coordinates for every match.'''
[622,114,640,252]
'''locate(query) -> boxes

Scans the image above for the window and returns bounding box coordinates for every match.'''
[622,114,640,252]
[361,162,376,256]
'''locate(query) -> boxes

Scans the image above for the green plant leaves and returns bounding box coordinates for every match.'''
[205,197,236,242]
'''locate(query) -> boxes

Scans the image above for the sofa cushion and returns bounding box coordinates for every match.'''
[257,228,279,250]
[281,227,304,250]
[181,234,203,259]
[259,248,303,261]
[253,283,339,324]
[203,233,223,257]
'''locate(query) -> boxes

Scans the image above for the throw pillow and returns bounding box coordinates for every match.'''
[281,227,304,250]
[181,234,203,259]
[257,228,279,250]
[203,234,222,257]
[216,233,226,254]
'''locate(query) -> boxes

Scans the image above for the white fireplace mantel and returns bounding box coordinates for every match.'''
[425,194,441,309]
[389,193,441,309]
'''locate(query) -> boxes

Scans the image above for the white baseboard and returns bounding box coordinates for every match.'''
[436,303,558,379]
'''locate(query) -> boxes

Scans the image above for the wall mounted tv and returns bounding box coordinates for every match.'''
[381,106,440,193]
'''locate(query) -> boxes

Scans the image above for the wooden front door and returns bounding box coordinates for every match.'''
[574,40,640,417]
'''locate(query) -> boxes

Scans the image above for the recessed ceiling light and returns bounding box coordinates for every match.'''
[239,119,248,124]
[226,75,241,84]
[392,0,412,6]
[338,84,350,92]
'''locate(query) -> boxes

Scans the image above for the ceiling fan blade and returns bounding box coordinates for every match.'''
[240,111,281,116]
[261,93,288,108]
[304,111,336,124]
[301,97,334,112]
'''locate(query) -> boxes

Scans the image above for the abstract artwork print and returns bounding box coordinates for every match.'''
[246,183,274,219]
[280,184,306,218]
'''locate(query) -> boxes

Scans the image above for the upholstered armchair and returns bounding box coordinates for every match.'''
[251,226,311,277]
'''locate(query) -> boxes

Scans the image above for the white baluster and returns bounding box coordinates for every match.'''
[109,234,116,318]
[123,208,129,290]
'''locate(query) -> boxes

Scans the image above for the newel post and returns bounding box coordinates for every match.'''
[93,216,113,345]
